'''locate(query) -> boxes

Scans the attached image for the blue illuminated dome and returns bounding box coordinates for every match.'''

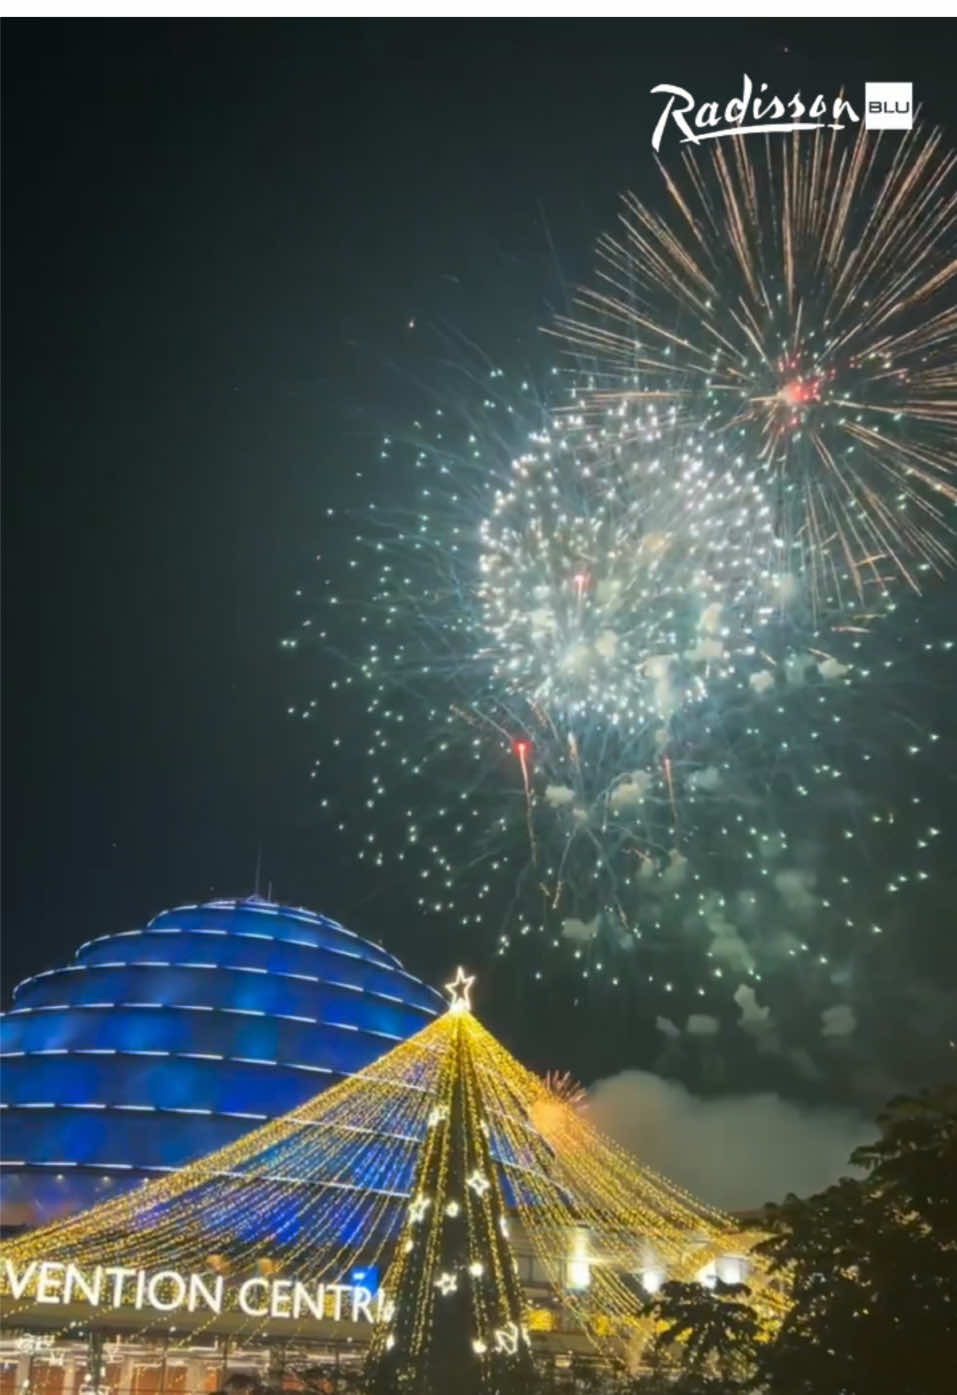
[0,897,444,1228]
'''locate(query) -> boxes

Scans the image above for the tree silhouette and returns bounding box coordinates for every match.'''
[756,1083,957,1395]
[643,1278,760,1391]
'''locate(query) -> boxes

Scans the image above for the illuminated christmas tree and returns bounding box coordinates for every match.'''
[364,970,533,1394]
[0,969,785,1380]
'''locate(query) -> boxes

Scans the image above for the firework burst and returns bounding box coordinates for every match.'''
[557,124,957,608]
[288,354,955,1087]
[478,407,777,727]
[542,1070,587,1108]
[530,1071,588,1140]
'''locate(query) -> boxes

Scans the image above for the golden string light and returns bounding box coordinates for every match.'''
[1,982,787,1368]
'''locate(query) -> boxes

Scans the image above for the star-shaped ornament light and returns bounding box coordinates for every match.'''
[466,1169,490,1198]
[408,1194,431,1225]
[445,966,475,1014]
[493,1322,519,1355]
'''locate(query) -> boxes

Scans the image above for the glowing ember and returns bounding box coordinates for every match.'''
[778,376,824,409]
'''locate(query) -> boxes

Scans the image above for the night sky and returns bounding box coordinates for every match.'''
[5,21,957,1103]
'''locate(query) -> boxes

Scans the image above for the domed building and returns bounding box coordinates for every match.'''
[0,896,444,1228]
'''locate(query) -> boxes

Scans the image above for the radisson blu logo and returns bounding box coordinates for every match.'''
[650,75,914,150]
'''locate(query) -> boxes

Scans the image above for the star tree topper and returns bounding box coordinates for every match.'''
[445,966,475,1014]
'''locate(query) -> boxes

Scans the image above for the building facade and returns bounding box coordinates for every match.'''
[0,1221,755,1395]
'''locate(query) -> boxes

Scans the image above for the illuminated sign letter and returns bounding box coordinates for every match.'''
[238,1278,270,1317]
[2,1261,37,1301]
[64,1265,103,1307]
[36,1263,65,1304]
[292,1282,324,1320]
[103,1267,137,1307]
[188,1273,224,1315]
[326,1283,349,1322]
[147,1272,187,1312]
[352,1286,374,1323]
[270,1280,293,1319]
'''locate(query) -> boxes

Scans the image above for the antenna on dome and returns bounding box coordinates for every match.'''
[253,844,263,899]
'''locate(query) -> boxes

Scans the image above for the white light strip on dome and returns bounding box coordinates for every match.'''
[3,1047,441,1100]
[134,926,368,963]
[37,907,442,1023]
[209,1171,411,1201]
[284,1117,420,1145]
[6,1102,271,1122]
[148,927,229,937]
[150,907,435,988]
[159,900,386,961]
[11,960,439,1017]
[0,1160,139,1169]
